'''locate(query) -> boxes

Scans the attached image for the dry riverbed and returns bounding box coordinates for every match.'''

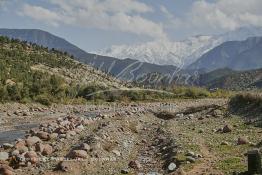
[0,99,261,175]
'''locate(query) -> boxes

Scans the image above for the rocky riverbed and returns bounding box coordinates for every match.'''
[1,98,260,175]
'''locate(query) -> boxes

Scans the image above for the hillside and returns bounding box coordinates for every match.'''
[0,29,185,81]
[188,36,262,71]
[0,36,124,104]
[196,68,262,90]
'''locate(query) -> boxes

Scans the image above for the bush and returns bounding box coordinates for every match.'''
[35,94,52,106]
[172,86,210,98]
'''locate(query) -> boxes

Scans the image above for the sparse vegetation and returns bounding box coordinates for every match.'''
[0,36,232,106]
[0,36,123,105]
[229,93,262,126]
[171,86,232,99]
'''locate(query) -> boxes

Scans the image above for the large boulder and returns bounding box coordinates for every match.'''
[0,164,13,175]
[36,131,50,141]
[59,161,72,172]
[2,143,14,150]
[222,124,233,133]
[35,143,44,153]
[70,150,88,159]
[24,151,38,164]
[0,152,9,161]
[237,137,249,145]
[25,136,41,147]
[42,144,53,156]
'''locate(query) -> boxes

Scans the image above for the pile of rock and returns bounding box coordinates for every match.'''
[0,115,94,174]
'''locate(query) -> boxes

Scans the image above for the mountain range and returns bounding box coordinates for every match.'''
[0,29,183,81]
[96,27,262,67]
[1,27,262,88]
[188,36,262,71]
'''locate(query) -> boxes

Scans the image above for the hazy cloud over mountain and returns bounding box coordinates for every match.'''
[19,0,166,39]
[1,0,262,51]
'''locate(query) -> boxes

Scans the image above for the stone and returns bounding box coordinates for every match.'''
[35,143,44,153]
[24,151,38,164]
[237,137,249,145]
[36,131,50,141]
[186,151,195,157]
[121,169,129,174]
[59,134,67,139]
[42,144,53,156]
[213,109,223,116]
[168,162,177,171]
[198,116,204,120]
[216,128,223,132]
[59,161,72,172]
[76,125,84,130]
[0,164,13,175]
[17,146,28,154]
[186,156,196,163]
[50,133,58,139]
[67,131,77,136]
[80,143,91,151]
[188,114,194,118]
[11,150,20,156]
[223,124,233,133]
[70,150,88,159]
[112,150,121,157]
[129,160,141,169]
[196,154,203,158]
[0,152,9,161]
[221,141,230,145]
[2,143,14,149]
[25,136,42,146]
[15,140,26,149]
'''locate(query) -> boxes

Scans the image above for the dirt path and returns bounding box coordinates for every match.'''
[187,137,223,175]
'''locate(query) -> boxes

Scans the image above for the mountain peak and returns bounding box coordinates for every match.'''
[96,27,262,67]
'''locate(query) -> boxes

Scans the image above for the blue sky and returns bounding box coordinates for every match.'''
[0,0,262,51]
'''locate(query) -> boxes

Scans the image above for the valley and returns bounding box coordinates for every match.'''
[1,4,262,174]
[0,98,261,175]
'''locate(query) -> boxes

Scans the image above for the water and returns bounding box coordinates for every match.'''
[0,130,26,144]
[0,123,38,145]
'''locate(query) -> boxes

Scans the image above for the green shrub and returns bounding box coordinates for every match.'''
[35,94,52,106]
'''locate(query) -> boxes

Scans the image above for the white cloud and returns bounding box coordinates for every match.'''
[20,4,62,27]
[19,0,166,39]
[174,0,262,32]
[0,0,12,10]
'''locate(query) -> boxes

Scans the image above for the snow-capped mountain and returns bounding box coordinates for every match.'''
[96,26,262,67]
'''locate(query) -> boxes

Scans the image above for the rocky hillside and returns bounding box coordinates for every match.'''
[188,36,262,71]
[196,68,262,90]
[0,36,124,104]
[0,29,187,81]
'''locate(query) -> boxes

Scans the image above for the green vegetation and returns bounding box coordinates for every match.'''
[229,93,262,110]
[171,86,232,99]
[0,36,233,105]
[217,157,246,174]
[0,36,82,105]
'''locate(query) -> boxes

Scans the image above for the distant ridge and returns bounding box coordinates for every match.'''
[188,36,262,71]
[0,28,184,81]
